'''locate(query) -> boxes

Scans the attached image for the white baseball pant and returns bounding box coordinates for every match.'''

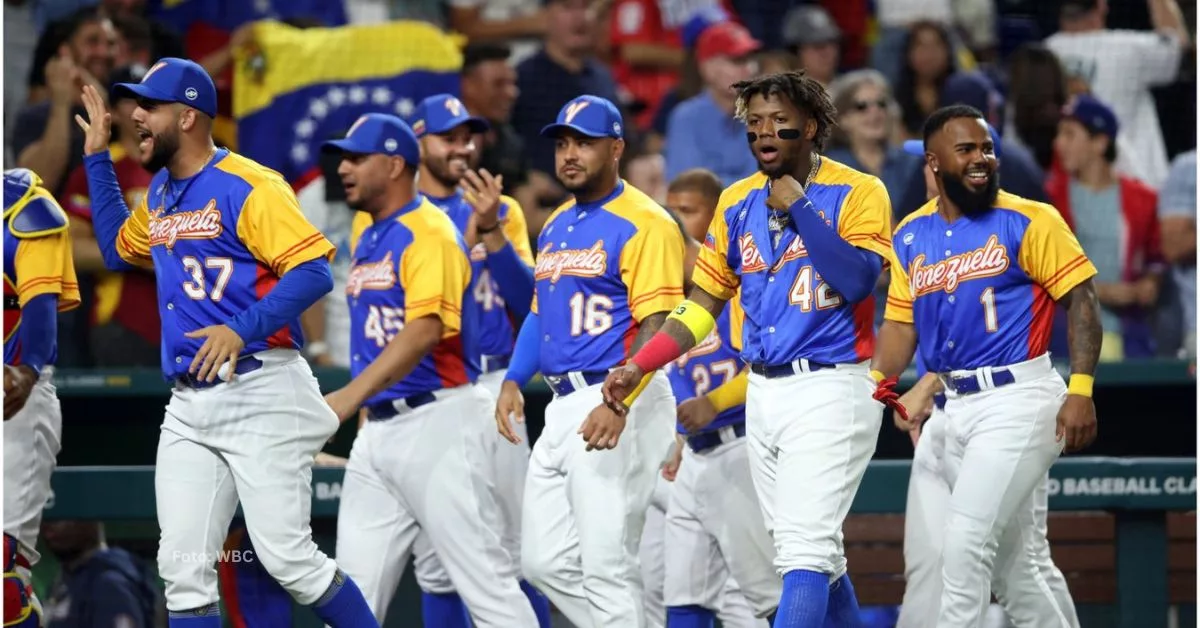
[411,369,530,595]
[336,383,536,627]
[521,370,676,627]
[936,354,1076,628]
[641,475,670,628]
[746,362,883,580]
[899,408,1080,628]
[4,371,62,566]
[155,350,339,610]
[665,435,780,623]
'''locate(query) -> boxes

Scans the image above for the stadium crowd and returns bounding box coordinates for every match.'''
[2,0,1195,373]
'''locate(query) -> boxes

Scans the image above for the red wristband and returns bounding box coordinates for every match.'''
[631,332,684,374]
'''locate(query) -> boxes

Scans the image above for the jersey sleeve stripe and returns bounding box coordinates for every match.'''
[117,230,152,260]
[17,276,64,292]
[628,286,685,309]
[1041,255,1090,289]
[694,258,737,290]
[271,232,329,273]
[406,295,445,311]
[885,296,912,309]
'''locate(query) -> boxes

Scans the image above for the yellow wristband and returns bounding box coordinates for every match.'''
[705,369,748,412]
[666,299,717,344]
[1067,374,1094,398]
[869,369,886,383]
[622,371,655,408]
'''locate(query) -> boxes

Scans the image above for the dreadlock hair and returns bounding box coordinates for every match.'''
[731,70,838,152]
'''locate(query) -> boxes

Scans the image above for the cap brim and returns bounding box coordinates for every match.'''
[539,123,613,139]
[423,116,491,137]
[902,140,925,156]
[112,82,177,104]
[321,138,370,154]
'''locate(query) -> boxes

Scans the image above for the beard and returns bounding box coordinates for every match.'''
[426,157,464,190]
[939,169,1000,215]
[142,130,180,173]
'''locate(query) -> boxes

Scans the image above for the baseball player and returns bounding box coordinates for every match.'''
[320,113,538,627]
[657,169,781,628]
[3,168,81,628]
[74,58,376,626]
[894,135,1081,628]
[871,104,1098,628]
[406,93,547,627]
[494,94,684,627]
[603,71,895,628]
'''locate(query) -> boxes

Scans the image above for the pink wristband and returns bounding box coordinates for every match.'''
[631,332,684,374]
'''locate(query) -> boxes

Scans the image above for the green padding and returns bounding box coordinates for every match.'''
[43,457,1195,521]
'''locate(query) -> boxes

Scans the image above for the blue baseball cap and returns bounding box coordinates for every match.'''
[903,122,1004,160]
[1062,94,1119,138]
[540,95,624,139]
[321,113,420,165]
[112,58,217,118]
[410,94,490,138]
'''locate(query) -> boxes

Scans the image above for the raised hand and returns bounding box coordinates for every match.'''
[463,169,504,232]
[74,84,112,156]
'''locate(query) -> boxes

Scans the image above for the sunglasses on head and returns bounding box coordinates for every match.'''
[853,99,888,112]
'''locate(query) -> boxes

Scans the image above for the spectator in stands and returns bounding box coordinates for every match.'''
[1158,150,1197,358]
[608,0,711,131]
[663,21,760,186]
[894,21,957,140]
[458,42,554,226]
[868,0,983,88]
[1004,43,1070,171]
[646,6,727,155]
[1048,95,1164,361]
[109,13,155,70]
[41,521,163,627]
[60,65,160,368]
[511,0,626,179]
[95,0,185,62]
[296,151,354,369]
[623,148,667,205]
[756,49,799,76]
[1045,0,1189,188]
[780,4,841,87]
[448,0,548,66]
[14,6,115,195]
[825,69,922,218]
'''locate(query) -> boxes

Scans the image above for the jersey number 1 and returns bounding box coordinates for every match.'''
[182,256,234,301]
[980,287,998,332]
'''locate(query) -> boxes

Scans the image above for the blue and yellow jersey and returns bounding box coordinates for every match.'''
[111,149,335,379]
[693,159,893,366]
[426,192,534,359]
[667,306,745,434]
[347,196,478,403]
[3,170,81,366]
[884,190,1097,373]
[531,181,685,374]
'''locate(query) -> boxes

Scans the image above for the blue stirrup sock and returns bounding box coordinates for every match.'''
[520,579,552,628]
[774,570,829,628]
[168,605,220,627]
[824,574,863,628]
[667,604,717,628]
[421,591,472,628]
[312,571,378,627]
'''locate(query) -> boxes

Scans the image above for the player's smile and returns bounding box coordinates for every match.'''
[963,164,993,189]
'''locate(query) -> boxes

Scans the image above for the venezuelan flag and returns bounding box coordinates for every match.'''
[233,21,463,184]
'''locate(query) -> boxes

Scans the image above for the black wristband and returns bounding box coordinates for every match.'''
[477,222,501,234]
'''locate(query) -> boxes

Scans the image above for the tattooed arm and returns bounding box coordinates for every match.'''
[1055,277,1101,452]
[1062,278,1102,378]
